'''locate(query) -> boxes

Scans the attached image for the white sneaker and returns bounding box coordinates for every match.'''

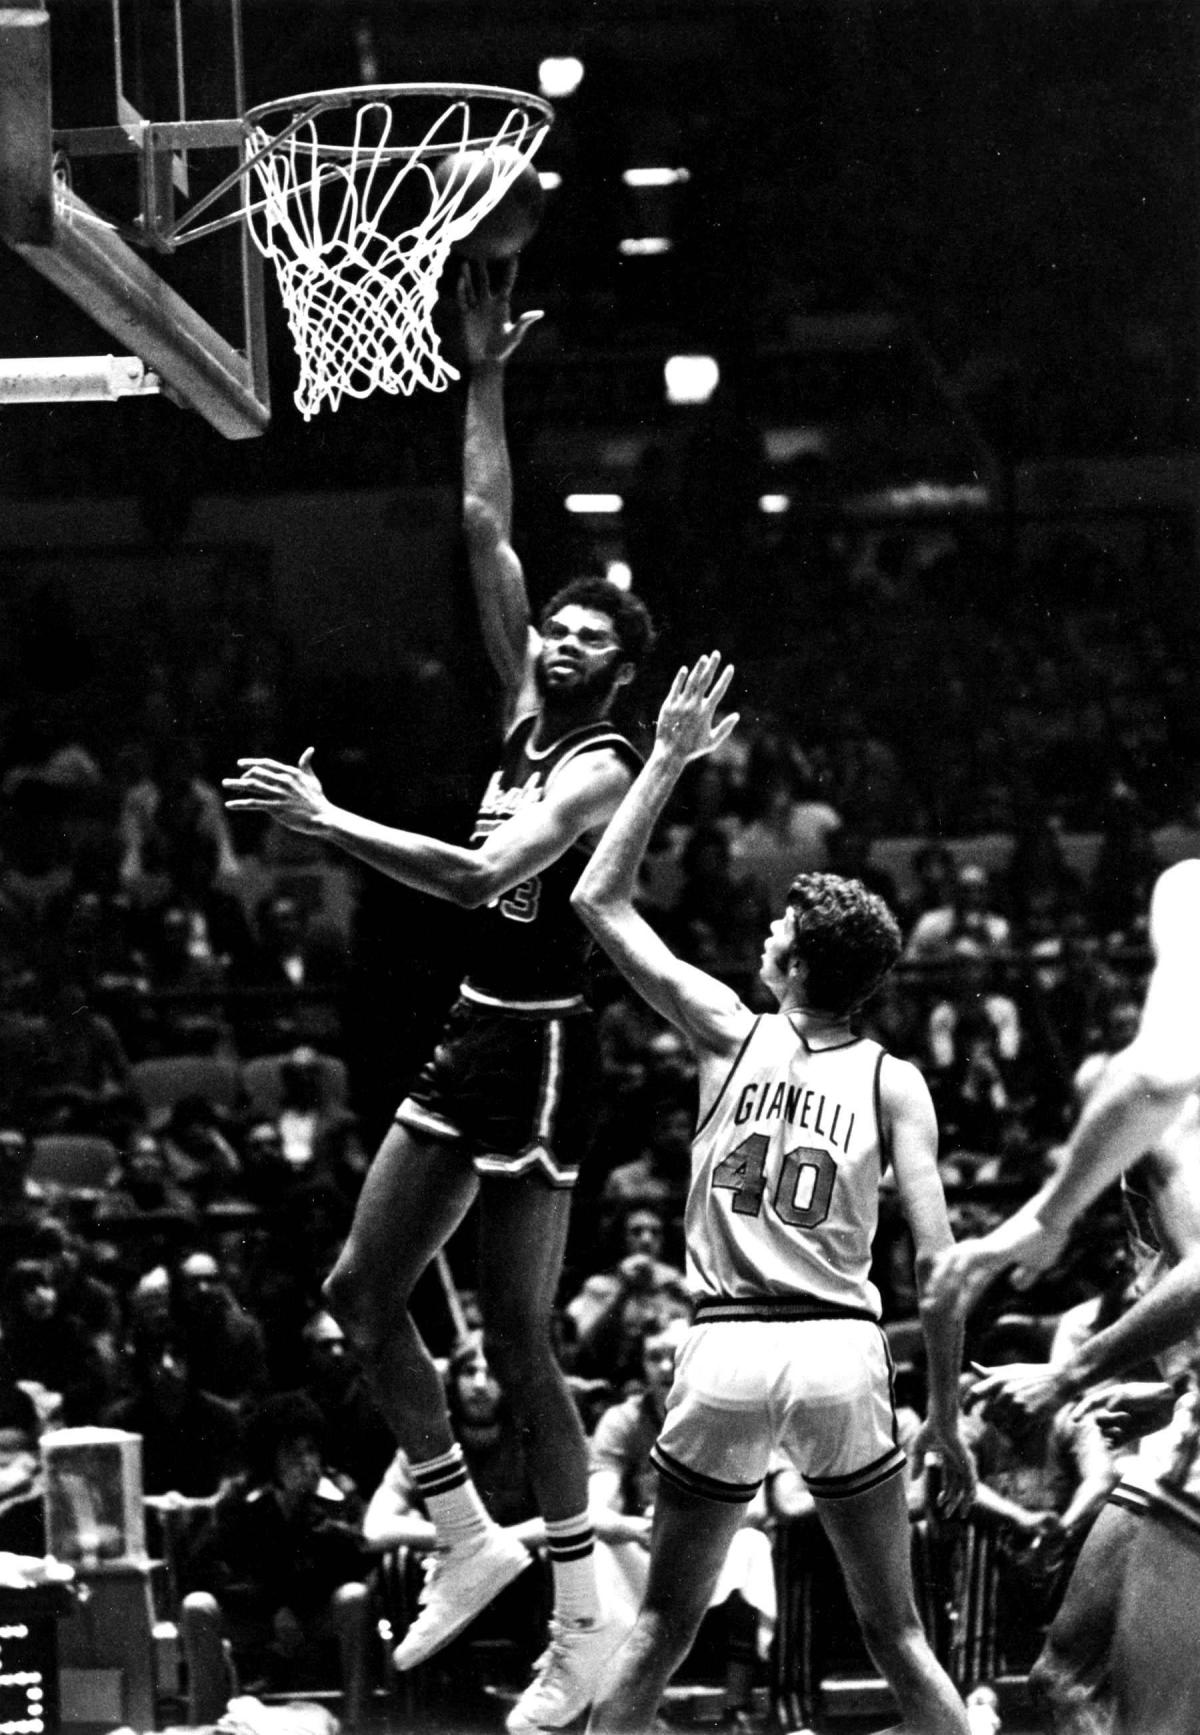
[392,1528,532,1670]
[506,1614,628,1732]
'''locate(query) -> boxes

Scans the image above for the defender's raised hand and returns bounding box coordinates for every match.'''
[654,653,739,765]
[223,747,330,836]
[457,259,543,366]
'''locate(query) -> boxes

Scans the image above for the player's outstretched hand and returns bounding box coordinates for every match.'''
[457,258,543,365]
[1071,1380,1177,1449]
[927,1201,1067,1324]
[223,747,330,835]
[655,652,739,765]
[966,1359,1069,1436]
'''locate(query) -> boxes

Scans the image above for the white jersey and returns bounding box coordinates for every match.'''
[685,1015,888,1321]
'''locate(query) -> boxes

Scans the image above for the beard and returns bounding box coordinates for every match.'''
[534,652,622,720]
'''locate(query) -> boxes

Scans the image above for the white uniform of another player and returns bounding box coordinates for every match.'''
[653,1015,906,1505]
[574,655,973,1735]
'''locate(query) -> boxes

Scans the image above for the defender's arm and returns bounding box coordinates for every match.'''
[572,655,748,1052]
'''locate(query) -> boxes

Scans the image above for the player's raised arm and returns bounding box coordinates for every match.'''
[572,653,748,1052]
[928,860,1200,1325]
[458,260,544,721]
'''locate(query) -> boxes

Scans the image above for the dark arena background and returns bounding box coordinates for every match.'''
[0,3,1197,1733]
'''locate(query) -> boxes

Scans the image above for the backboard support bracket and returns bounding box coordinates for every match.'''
[11,183,268,437]
[0,0,269,438]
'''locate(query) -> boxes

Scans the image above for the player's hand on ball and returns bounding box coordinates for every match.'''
[223,747,330,835]
[457,259,543,365]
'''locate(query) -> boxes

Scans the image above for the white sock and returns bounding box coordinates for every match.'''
[545,1514,600,1625]
[408,1444,493,1551]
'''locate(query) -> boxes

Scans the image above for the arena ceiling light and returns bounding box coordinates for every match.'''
[664,354,719,405]
[619,236,672,256]
[758,494,791,514]
[564,493,623,514]
[622,168,691,188]
[538,56,584,98]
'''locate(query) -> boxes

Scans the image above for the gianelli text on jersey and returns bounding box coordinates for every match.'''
[685,1016,889,1317]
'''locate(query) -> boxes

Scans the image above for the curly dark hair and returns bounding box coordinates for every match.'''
[243,1390,326,1484]
[539,578,656,670]
[785,872,903,1015]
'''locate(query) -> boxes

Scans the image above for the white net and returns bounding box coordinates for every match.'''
[242,90,549,419]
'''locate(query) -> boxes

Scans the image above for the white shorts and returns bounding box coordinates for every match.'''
[651,1316,906,1504]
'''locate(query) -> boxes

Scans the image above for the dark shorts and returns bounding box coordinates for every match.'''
[396,995,599,1188]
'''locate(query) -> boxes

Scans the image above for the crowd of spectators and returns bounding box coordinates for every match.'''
[0,520,1196,1723]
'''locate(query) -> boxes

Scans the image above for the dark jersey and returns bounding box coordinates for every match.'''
[461,713,641,1009]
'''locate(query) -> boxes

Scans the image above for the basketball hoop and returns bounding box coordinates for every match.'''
[240,83,553,419]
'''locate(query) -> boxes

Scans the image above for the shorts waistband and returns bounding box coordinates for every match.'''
[692,1296,880,1325]
[1110,1473,1200,1537]
[460,982,588,1016]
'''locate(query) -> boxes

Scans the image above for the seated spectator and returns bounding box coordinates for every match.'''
[588,1318,776,1724]
[601,1094,693,1225]
[157,1096,250,1210]
[567,1205,690,1346]
[181,1391,373,1727]
[294,1309,394,1502]
[0,1257,117,1424]
[931,1007,1027,1159]
[234,891,349,1057]
[0,1127,47,1229]
[118,736,241,905]
[906,861,1011,963]
[257,1047,369,1196]
[174,1248,270,1405]
[101,1334,242,1498]
[595,994,661,1096]
[0,1379,47,1556]
[97,1129,198,1224]
[641,1025,698,1110]
[924,939,1022,1074]
[31,1216,123,1344]
[729,747,842,910]
[136,898,233,1059]
[123,1263,174,1359]
[572,1221,693,1394]
[666,826,772,995]
[237,1120,298,1211]
[907,841,959,922]
[23,972,135,1137]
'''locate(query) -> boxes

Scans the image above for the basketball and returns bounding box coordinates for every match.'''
[433,146,546,260]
